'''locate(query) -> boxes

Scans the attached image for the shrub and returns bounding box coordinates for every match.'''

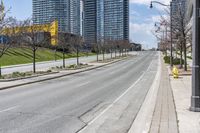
[163,56,184,65]
[69,64,76,68]
[47,70,52,73]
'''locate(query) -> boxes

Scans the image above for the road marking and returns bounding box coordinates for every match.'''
[0,106,18,113]
[78,60,154,133]
[76,82,90,87]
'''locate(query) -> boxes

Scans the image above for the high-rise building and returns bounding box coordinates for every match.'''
[171,0,186,32]
[33,0,80,35]
[83,0,129,44]
[69,0,80,35]
[83,0,97,43]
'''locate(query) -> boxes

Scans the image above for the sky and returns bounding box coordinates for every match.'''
[4,0,170,49]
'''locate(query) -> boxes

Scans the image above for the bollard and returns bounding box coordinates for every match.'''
[172,66,179,78]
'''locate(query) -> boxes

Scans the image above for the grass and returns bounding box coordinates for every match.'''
[0,47,95,67]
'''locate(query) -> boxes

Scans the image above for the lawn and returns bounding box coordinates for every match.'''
[0,47,94,67]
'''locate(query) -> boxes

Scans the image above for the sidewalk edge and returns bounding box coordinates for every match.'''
[167,66,180,133]
[128,52,162,133]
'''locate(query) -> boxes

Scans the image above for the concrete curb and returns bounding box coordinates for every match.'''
[0,56,130,91]
[0,72,59,82]
[128,52,162,133]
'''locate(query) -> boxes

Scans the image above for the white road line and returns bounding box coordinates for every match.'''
[78,59,154,133]
[76,82,90,87]
[0,106,18,113]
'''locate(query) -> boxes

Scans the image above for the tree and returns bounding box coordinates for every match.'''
[19,18,50,73]
[93,42,100,62]
[71,35,83,66]
[159,3,190,71]
[0,6,19,76]
[57,33,71,68]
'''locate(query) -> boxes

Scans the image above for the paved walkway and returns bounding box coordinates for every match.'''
[170,75,200,133]
[149,61,178,133]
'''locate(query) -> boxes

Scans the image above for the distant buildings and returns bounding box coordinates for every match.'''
[33,0,80,35]
[171,0,186,24]
[32,0,129,44]
[83,0,129,44]
[130,43,142,51]
[83,0,97,43]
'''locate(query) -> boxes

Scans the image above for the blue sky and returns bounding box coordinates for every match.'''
[4,0,170,49]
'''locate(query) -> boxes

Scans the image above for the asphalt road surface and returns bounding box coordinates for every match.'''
[0,51,159,133]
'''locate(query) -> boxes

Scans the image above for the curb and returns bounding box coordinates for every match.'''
[0,56,130,91]
[128,52,162,133]
[0,72,59,82]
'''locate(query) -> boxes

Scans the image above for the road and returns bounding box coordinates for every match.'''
[0,51,159,133]
[1,53,115,75]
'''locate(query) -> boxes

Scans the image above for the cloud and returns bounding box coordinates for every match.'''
[129,14,165,48]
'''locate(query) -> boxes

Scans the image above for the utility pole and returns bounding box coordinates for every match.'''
[190,0,200,112]
[170,2,173,67]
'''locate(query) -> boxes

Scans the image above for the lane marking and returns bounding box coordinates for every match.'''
[78,59,154,133]
[76,82,90,87]
[0,105,18,113]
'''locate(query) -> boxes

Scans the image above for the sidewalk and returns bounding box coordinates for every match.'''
[170,75,200,133]
[149,61,178,133]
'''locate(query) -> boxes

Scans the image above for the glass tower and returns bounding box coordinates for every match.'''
[33,0,80,35]
[83,0,129,44]
[83,0,97,43]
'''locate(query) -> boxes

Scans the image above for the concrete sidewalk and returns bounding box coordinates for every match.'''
[170,75,200,133]
[149,61,178,133]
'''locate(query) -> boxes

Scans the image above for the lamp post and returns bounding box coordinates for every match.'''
[190,0,200,112]
[150,1,173,67]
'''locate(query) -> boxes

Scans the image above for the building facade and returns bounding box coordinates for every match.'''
[33,0,80,35]
[83,0,129,44]
[83,0,97,43]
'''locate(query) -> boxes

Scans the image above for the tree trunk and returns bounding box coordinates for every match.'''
[62,48,65,68]
[54,49,57,61]
[96,48,99,62]
[97,51,99,62]
[180,44,183,69]
[183,40,187,71]
[115,48,117,58]
[76,46,79,66]
[111,49,112,59]
[33,48,36,73]
[0,64,1,77]
[103,50,105,61]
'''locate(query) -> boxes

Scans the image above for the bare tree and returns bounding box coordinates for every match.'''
[71,35,83,66]
[159,3,190,71]
[57,33,71,68]
[93,42,100,62]
[0,6,19,76]
[19,18,50,73]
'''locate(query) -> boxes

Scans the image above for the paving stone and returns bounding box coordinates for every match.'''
[149,61,178,133]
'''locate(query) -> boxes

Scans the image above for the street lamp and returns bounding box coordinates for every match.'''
[190,0,200,112]
[150,1,173,67]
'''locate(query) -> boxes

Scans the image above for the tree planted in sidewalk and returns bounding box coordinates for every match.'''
[57,33,72,68]
[71,35,84,66]
[19,18,50,73]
